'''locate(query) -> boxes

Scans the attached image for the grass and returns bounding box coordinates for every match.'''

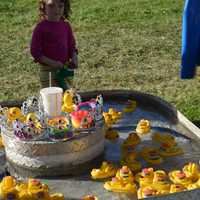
[1,0,200,122]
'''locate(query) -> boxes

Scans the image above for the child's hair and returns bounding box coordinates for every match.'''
[39,0,71,21]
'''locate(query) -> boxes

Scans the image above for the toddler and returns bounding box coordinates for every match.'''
[31,0,78,90]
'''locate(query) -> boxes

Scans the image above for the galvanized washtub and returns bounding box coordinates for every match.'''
[1,90,200,200]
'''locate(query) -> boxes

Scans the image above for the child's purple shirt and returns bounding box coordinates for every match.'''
[31,19,77,64]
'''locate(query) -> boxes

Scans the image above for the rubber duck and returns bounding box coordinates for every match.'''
[27,179,50,200]
[115,166,134,183]
[91,161,117,179]
[107,108,122,121]
[120,152,141,172]
[15,182,31,200]
[104,176,137,193]
[187,178,200,190]
[136,119,150,135]
[121,133,141,154]
[7,107,24,124]
[169,170,192,186]
[152,132,176,148]
[140,147,163,165]
[0,176,18,200]
[137,186,157,199]
[182,162,200,182]
[169,184,186,193]
[82,195,98,200]
[62,90,76,113]
[152,170,170,192]
[103,112,115,127]
[105,128,119,140]
[50,193,65,200]
[123,100,137,113]
[135,168,154,187]
[159,143,183,157]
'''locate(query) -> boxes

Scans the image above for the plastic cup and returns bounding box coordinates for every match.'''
[40,87,63,117]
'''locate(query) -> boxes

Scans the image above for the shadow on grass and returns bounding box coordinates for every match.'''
[192,120,200,128]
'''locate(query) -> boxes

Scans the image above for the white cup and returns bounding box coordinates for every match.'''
[40,87,63,117]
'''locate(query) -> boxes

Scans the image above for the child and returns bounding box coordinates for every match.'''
[31,0,78,90]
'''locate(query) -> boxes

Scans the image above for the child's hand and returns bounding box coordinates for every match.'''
[69,52,78,69]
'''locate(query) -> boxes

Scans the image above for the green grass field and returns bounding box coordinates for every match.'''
[1,0,200,122]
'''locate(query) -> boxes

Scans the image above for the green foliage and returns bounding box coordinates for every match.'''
[0,0,200,122]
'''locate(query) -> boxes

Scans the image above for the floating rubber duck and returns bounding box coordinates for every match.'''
[91,161,117,179]
[169,184,186,193]
[120,152,141,172]
[15,182,31,200]
[137,186,157,199]
[123,100,137,113]
[135,168,154,187]
[105,128,119,140]
[152,132,176,148]
[140,147,163,165]
[0,176,18,200]
[82,195,98,200]
[182,162,200,182]
[159,143,183,157]
[121,132,141,154]
[103,113,115,127]
[169,170,192,187]
[136,119,150,135]
[107,108,122,121]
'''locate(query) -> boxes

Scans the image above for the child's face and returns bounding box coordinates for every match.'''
[45,0,65,21]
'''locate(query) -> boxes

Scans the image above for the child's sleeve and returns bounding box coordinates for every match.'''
[67,22,78,59]
[180,0,200,79]
[30,24,43,62]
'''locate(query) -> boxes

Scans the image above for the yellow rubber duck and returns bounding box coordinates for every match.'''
[135,168,154,187]
[120,152,141,172]
[170,184,186,193]
[121,133,141,154]
[91,161,117,179]
[15,182,32,200]
[152,170,170,192]
[169,170,192,187]
[103,112,115,127]
[62,89,76,113]
[27,179,50,200]
[137,186,157,199]
[82,195,98,200]
[104,166,137,194]
[6,107,25,124]
[159,143,183,157]
[152,132,176,148]
[108,108,122,121]
[105,128,119,140]
[136,119,150,135]
[123,100,137,113]
[0,176,18,200]
[182,162,200,182]
[115,166,134,183]
[140,147,163,165]
[187,177,200,190]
